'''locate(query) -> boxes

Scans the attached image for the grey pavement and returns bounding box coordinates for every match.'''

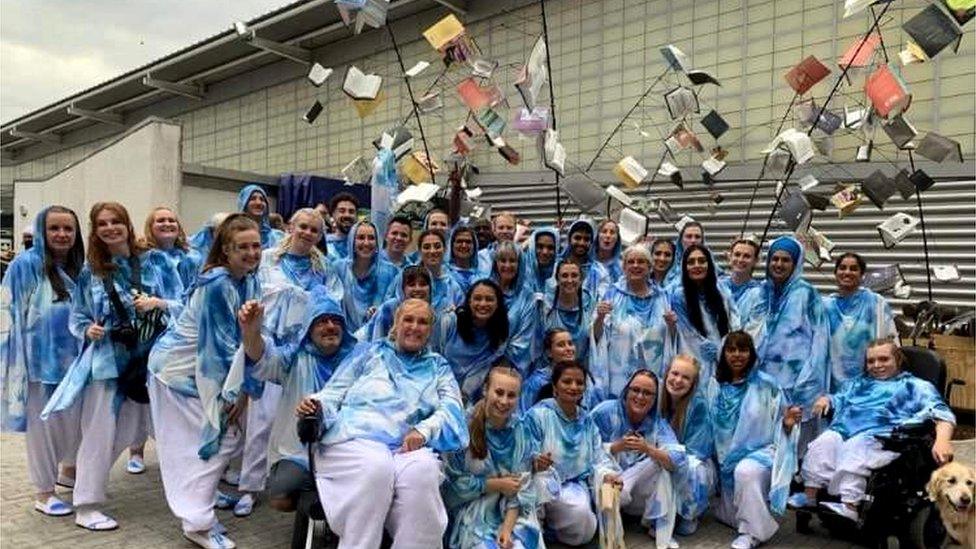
[1,433,973,548]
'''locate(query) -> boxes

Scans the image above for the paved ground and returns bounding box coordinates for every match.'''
[1,433,973,548]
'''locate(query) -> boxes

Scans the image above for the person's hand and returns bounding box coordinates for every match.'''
[487,475,521,497]
[783,405,802,430]
[365,306,377,320]
[622,435,648,453]
[225,394,248,428]
[812,396,831,417]
[603,473,623,489]
[86,324,105,341]
[496,526,514,549]
[295,397,321,417]
[533,452,553,472]
[398,429,426,453]
[609,438,628,455]
[932,438,954,465]
[663,310,677,328]
[133,295,163,313]
[596,301,612,319]
[237,300,264,335]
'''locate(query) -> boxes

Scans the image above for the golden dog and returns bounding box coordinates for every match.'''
[927,461,975,548]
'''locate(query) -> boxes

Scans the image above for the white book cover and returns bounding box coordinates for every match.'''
[343,66,382,100]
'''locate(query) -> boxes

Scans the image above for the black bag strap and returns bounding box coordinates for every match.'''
[101,254,142,326]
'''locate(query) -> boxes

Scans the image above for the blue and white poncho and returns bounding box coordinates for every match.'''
[310,339,468,453]
[738,236,829,416]
[386,264,463,318]
[325,232,349,263]
[525,227,560,295]
[446,226,481,295]
[488,251,540,374]
[663,225,722,289]
[438,310,508,404]
[590,278,671,396]
[41,249,182,419]
[666,282,740,383]
[251,290,358,470]
[1,208,82,431]
[443,415,544,549]
[519,354,603,414]
[707,371,798,516]
[665,391,715,521]
[238,184,285,249]
[825,371,955,440]
[258,247,343,346]
[147,246,196,297]
[717,274,761,310]
[595,227,623,286]
[550,219,611,300]
[823,287,897,389]
[540,288,595,366]
[147,267,261,458]
[358,275,438,346]
[333,221,398,334]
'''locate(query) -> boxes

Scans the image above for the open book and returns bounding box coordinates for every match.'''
[343,66,382,100]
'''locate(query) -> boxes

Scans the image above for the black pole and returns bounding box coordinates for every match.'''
[908,150,934,301]
[539,0,562,222]
[387,25,436,184]
[739,91,799,236]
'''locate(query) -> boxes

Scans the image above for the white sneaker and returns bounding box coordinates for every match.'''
[730,534,757,549]
[184,529,237,549]
[75,509,118,531]
[126,455,145,474]
[820,501,859,522]
[221,468,240,486]
[34,496,73,516]
[233,494,255,517]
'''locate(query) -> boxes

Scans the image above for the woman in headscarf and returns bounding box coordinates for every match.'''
[1,206,85,517]
[738,235,829,451]
[708,331,802,549]
[438,279,510,403]
[823,253,897,389]
[334,221,398,334]
[666,244,738,383]
[595,219,623,284]
[525,360,623,547]
[487,241,539,374]
[388,229,463,316]
[650,239,676,291]
[296,299,467,548]
[525,226,560,295]
[359,265,431,342]
[42,202,180,532]
[146,213,263,548]
[446,225,480,294]
[591,370,686,548]
[443,365,544,549]
[591,244,671,397]
[542,260,595,364]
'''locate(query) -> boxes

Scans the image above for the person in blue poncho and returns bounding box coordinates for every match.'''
[591,370,686,548]
[1,206,85,517]
[238,287,358,514]
[542,260,595,364]
[707,331,802,549]
[473,217,495,251]
[187,211,230,272]
[238,184,285,250]
[526,227,559,295]
[823,253,897,389]
[788,339,955,522]
[147,213,262,549]
[663,221,705,288]
[659,355,714,537]
[325,192,359,263]
[379,215,412,268]
[650,238,676,290]
[404,208,452,266]
[738,235,829,451]
[358,265,431,342]
[443,364,545,549]
[476,212,516,269]
[665,244,738,383]
[591,245,671,397]
[487,241,540,374]
[446,225,480,294]
[525,360,623,546]
[718,239,761,307]
[41,202,181,532]
[334,221,398,334]
[438,279,510,403]
[595,219,623,284]
[521,328,602,414]
[296,298,468,548]
[557,219,611,299]
[388,229,463,316]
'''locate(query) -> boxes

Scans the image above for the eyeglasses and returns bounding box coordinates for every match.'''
[629,388,656,397]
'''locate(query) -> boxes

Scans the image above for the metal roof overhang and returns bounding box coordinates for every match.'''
[0,0,461,152]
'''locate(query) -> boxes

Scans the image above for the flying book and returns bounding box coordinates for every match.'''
[877,212,920,248]
[405,61,430,78]
[423,14,465,51]
[664,87,699,120]
[515,35,548,109]
[457,77,503,111]
[612,156,648,189]
[402,152,439,184]
[916,132,963,163]
[560,175,606,214]
[830,186,862,218]
[417,92,443,114]
[902,4,963,60]
[302,100,323,124]
[396,183,440,206]
[308,63,333,87]
[865,65,911,118]
[660,44,690,72]
[838,32,881,69]
[343,66,382,100]
[861,170,896,209]
[618,208,648,246]
[372,126,414,160]
[511,107,549,135]
[471,58,498,79]
[700,110,729,139]
[341,156,371,183]
[785,55,831,95]
[881,115,917,149]
[542,129,566,175]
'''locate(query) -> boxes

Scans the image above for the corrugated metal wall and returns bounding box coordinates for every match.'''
[477,161,976,310]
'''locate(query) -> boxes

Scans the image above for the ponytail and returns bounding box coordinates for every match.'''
[468,399,490,460]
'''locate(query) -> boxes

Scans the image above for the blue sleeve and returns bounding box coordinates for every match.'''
[415,356,469,453]
[69,268,97,340]
[196,281,242,390]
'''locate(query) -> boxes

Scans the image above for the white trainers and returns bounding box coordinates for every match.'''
[34,496,73,516]
[75,509,118,531]
[221,468,240,486]
[184,528,237,549]
[730,534,757,549]
[233,494,255,517]
[126,455,146,474]
[820,501,859,522]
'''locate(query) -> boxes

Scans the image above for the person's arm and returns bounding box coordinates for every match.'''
[441,450,488,506]
[413,356,468,453]
[69,268,101,341]
[496,508,519,549]
[932,420,955,464]
[593,299,611,343]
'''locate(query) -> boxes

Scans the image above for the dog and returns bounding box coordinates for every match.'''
[927,461,975,548]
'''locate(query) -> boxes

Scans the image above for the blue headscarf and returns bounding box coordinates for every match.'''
[446,224,481,294]
[237,184,284,249]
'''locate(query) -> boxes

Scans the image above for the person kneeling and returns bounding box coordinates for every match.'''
[789,339,955,521]
[295,299,467,549]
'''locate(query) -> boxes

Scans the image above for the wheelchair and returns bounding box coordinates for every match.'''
[289,412,335,549]
[794,346,961,549]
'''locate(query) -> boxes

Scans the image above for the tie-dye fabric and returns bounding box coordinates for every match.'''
[237,184,284,249]
[665,393,715,520]
[519,356,604,415]
[525,227,560,295]
[717,274,761,310]
[438,311,508,404]
[826,371,955,439]
[386,265,463,317]
[258,249,343,346]
[446,226,481,295]
[333,222,398,333]
[665,282,740,383]
[823,288,897,389]
[488,252,540,374]
[540,289,595,366]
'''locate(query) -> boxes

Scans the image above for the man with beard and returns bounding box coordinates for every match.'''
[325,192,359,262]
[558,219,610,299]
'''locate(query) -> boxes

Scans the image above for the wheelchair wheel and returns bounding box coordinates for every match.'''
[902,504,946,549]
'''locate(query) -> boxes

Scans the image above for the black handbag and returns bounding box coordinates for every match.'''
[104,256,168,403]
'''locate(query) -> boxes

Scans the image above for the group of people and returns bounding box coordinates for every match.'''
[0,185,957,549]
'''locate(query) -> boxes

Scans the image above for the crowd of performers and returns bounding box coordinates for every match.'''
[1,186,957,549]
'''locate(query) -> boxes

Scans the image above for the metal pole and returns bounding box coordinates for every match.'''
[539,0,562,222]
[387,25,436,184]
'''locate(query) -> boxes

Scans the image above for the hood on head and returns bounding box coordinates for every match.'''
[237,184,272,225]
[447,224,480,270]
[30,207,53,259]
[300,286,356,349]
[527,226,560,282]
[345,220,379,263]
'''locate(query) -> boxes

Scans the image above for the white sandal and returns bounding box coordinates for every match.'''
[75,509,118,531]
[34,496,73,516]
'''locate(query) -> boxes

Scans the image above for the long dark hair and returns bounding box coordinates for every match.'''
[715,331,758,383]
[681,244,729,338]
[468,362,522,460]
[456,279,508,348]
[548,260,584,325]
[42,206,85,301]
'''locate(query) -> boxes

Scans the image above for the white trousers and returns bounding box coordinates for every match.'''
[714,458,778,543]
[801,430,898,503]
[314,438,448,549]
[238,383,281,492]
[149,377,244,533]
[543,481,598,546]
[129,404,154,450]
[73,380,143,507]
[619,459,663,518]
[27,382,81,493]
